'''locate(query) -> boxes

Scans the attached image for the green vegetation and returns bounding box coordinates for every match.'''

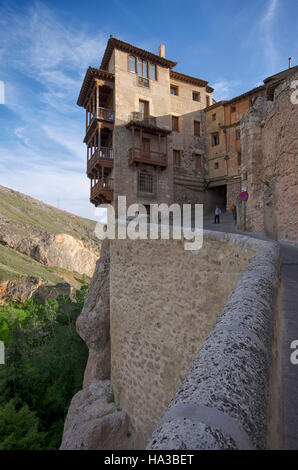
[0,282,89,449]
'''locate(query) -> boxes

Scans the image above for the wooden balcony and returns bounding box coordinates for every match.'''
[86,107,114,132]
[87,147,114,174]
[90,179,113,205]
[128,147,167,167]
[131,112,157,127]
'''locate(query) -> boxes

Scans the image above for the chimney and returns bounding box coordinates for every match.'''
[158,44,165,58]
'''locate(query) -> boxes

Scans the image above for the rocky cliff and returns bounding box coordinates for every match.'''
[0,185,101,303]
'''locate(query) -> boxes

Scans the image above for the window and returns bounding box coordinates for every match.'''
[129,55,136,73]
[231,105,236,113]
[206,96,210,107]
[173,149,181,166]
[138,58,148,78]
[212,113,216,121]
[150,64,157,80]
[237,152,242,165]
[172,115,179,132]
[170,85,179,96]
[192,91,200,102]
[138,172,155,194]
[138,58,149,87]
[194,120,201,137]
[212,132,219,146]
[139,100,149,118]
[194,153,202,168]
[214,162,219,169]
[235,129,240,140]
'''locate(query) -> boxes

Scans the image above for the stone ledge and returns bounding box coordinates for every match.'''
[146,233,280,450]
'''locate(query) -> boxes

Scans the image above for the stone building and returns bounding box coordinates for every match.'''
[204,86,265,211]
[239,66,298,243]
[77,36,214,213]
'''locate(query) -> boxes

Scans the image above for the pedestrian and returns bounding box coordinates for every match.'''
[214,205,221,224]
[230,204,237,224]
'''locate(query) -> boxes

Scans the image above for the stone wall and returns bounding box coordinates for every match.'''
[240,70,298,243]
[109,236,254,448]
[147,234,280,450]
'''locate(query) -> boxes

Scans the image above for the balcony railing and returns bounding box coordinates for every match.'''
[86,107,114,131]
[87,147,114,173]
[131,112,157,127]
[96,107,114,121]
[90,179,113,201]
[128,147,167,167]
[138,77,149,88]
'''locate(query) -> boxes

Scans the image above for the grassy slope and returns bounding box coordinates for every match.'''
[0,185,99,288]
[0,185,98,245]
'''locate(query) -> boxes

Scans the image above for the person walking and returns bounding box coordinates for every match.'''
[214,205,221,224]
[230,204,237,224]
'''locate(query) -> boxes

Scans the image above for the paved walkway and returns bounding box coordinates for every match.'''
[204,212,298,449]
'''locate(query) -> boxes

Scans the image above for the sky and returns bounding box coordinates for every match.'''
[0,0,297,220]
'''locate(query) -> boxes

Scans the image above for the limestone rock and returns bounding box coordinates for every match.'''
[77,239,110,387]
[60,380,130,450]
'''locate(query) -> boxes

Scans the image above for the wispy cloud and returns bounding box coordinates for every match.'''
[260,0,279,72]
[210,79,241,101]
[0,1,108,219]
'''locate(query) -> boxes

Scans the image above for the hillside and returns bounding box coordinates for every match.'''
[0,185,101,303]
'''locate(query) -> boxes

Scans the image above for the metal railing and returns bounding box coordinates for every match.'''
[138,77,149,88]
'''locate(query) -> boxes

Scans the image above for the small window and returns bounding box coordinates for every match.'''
[235,129,240,140]
[192,91,200,102]
[237,152,242,165]
[206,96,210,107]
[170,85,178,96]
[138,58,148,78]
[138,172,155,194]
[150,63,157,80]
[212,132,219,146]
[173,149,181,166]
[194,120,201,137]
[194,153,202,168]
[212,113,216,121]
[214,162,219,169]
[231,105,236,113]
[129,55,136,73]
[172,115,179,132]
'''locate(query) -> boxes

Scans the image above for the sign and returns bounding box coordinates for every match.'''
[240,191,249,202]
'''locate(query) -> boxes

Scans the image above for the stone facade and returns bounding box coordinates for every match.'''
[240,68,298,243]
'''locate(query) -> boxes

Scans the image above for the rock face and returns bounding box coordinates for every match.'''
[0,277,42,304]
[0,231,98,278]
[60,380,130,450]
[61,240,132,450]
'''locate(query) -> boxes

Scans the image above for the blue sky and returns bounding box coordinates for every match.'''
[0,0,297,220]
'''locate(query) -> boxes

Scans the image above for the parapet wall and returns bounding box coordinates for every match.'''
[147,234,280,450]
[110,235,255,448]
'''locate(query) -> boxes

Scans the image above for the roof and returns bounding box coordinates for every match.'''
[100,36,177,70]
[170,70,214,91]
[264,65,298,100]
[77,67,114,107]
[204,85,265,112]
